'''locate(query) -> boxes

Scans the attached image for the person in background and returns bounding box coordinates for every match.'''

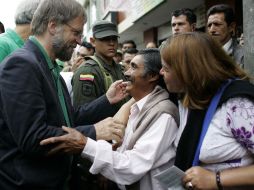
[78,41,95,58]
[0,0,126,189]
[207,4,244,67]
[121,39,137,53]
[145,41,157,48]
[61,40,95,99]
[171,8,196,35]
[63,41,95,72]
[0,21,5,34]
[117,42,123,51]
[122,47,138,71]
[40,48,179,190]
[160,32,254,190]
[159,8,196,50]
[0,0,41,62]
[113,49,123,64]
[158,8,197,108]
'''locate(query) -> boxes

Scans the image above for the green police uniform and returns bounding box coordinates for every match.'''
[72,53,126,109]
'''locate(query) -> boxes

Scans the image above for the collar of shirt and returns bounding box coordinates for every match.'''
[223,38,233,55]
[128,93,151,132]
[119,93,151,151]
[130,93,150,115]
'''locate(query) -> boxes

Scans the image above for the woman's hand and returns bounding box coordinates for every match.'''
[183,166,217,190]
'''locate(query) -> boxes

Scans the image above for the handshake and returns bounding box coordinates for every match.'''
[40,116,125,155]
[40,80,134,155]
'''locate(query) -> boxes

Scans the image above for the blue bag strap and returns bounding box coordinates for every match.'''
[192,79,234,166]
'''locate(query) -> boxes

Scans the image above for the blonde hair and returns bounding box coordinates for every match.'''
[160,32,249,109]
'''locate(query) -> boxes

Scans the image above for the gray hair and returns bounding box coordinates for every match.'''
[137,48,161,77]
[31,0,86,35]
[137,48,166,88]
[14,0,41,25]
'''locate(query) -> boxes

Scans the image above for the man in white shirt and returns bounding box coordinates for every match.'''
[40,48,179,190]
[207,4,244,67]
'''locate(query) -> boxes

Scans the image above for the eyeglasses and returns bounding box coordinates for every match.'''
[65,23,84,39]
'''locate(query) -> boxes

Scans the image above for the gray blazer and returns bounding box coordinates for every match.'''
[230,38,244,68]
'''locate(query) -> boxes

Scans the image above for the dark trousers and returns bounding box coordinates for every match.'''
[69,156,120,190]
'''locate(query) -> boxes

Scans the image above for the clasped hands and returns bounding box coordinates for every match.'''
[40,117,125,155]
[40,80,128,155]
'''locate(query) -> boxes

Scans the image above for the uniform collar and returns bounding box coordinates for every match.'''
[94,52,115,66]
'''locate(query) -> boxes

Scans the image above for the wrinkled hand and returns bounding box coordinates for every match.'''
[106,80,129,104]
[71,57,84,72]
[183,166,217,190]
[94,117,125,143]
[40,126,87,155]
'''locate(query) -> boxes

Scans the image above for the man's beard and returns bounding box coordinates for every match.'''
[52,35,74,62]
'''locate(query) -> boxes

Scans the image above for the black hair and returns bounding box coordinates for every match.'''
[207,4,235,26]
[81,41,93,49]
[171,8,197,24]
[123,48,138,55]
[137,48,166,89]
[122,40,136,49]
[0,21,5,33]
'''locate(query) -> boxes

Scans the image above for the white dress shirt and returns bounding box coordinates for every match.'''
[223,38,233,55]
[60,71,73,103]
[82,93,178,190]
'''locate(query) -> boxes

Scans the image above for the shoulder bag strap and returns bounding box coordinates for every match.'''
[192,79,234,166]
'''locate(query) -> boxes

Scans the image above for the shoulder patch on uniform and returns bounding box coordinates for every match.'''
[79,74,94,82]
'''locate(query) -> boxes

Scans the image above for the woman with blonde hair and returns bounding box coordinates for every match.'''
[160,32,254,190]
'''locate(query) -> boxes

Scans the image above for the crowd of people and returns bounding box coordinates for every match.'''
[0,0,253,190]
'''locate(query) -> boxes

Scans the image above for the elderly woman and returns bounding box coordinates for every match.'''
[160,32,254,190]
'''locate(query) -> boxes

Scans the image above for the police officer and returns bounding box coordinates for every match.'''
[72,20,125,109]
[71,20,126,190]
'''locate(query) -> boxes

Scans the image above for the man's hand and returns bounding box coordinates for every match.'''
[94,117,125,143]
[40,126,87,155]
[106,80,128,104]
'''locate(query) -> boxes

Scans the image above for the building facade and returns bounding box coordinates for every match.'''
[79,0,253,76]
